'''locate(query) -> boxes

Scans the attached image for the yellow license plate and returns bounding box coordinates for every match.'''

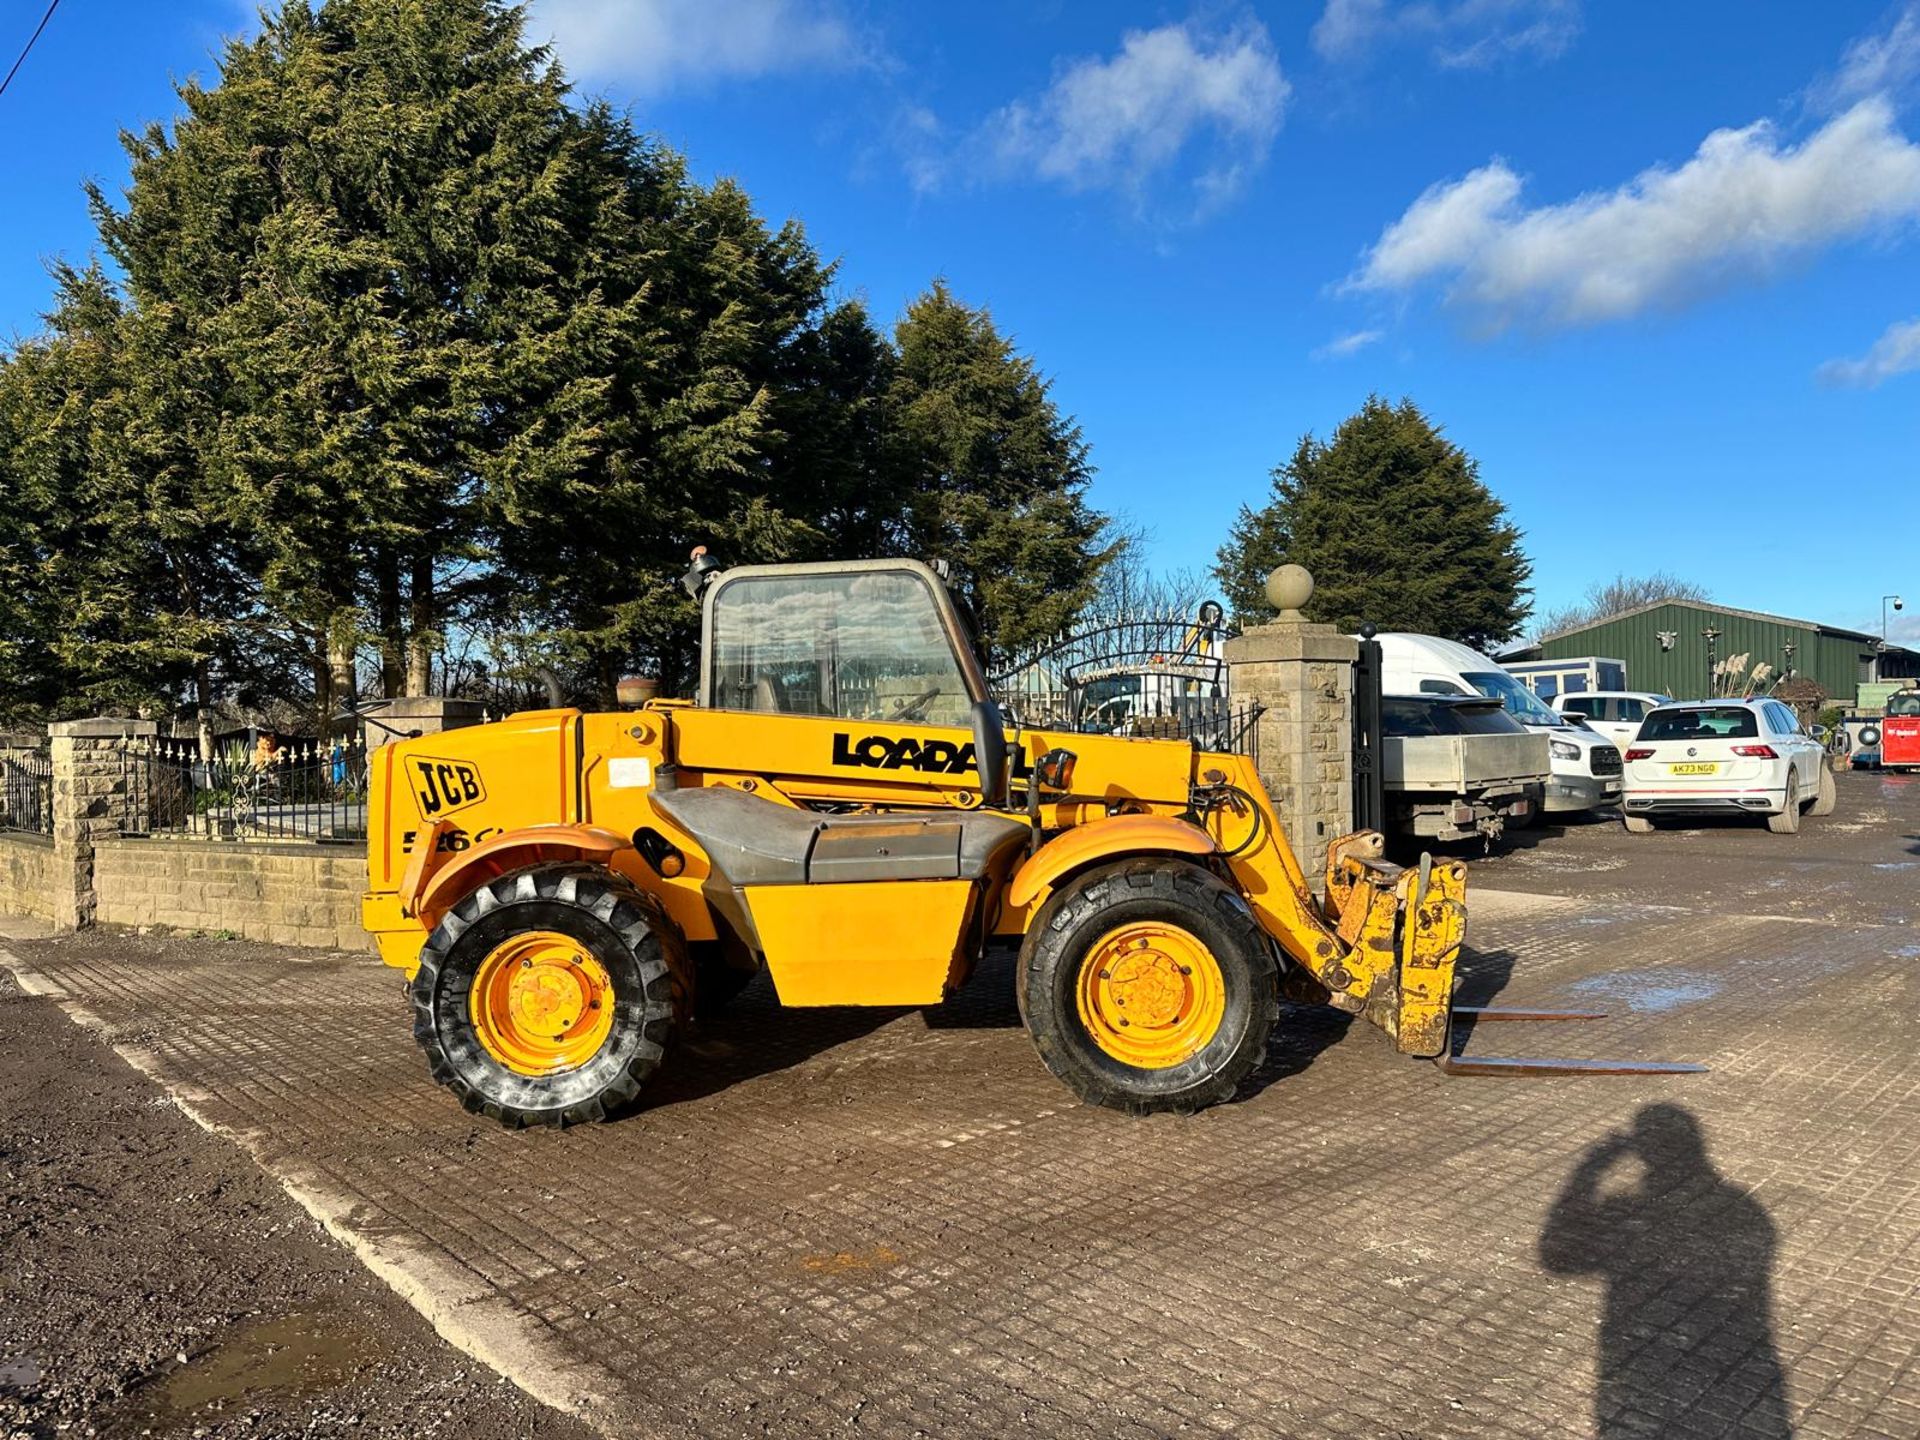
[1669,762,1719,775]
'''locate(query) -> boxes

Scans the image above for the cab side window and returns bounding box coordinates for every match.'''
[708,570,974,727]
[1561,696,1599,718]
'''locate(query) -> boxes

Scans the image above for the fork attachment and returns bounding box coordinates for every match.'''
[1315,832,1706,1077]
[1441,1005,1708,1077]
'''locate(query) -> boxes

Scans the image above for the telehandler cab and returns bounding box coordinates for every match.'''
[362,555,1699,1127]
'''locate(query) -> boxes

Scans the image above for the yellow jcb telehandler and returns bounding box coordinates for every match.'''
[361,555,1698,1127]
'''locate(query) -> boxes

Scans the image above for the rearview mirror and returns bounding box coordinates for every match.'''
[970,700,1009,808]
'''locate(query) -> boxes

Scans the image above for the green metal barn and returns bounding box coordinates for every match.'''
[1497,599,1920,704]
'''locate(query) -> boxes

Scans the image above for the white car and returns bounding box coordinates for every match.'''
[1550,690,1672,752]
[1621,699,1835,835]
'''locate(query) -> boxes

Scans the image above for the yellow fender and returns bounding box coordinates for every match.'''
[1007,815,1218,911]
[407,823,632,929]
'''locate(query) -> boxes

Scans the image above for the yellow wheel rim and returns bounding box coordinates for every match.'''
[470,930,616,1077]
[1075,922,1226,1069]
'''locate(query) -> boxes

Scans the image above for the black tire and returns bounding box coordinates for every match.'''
[1019,858,1278,1116]
[1766,774,1802,834]
[1808,760,1837,817]
[411,863,686,1128]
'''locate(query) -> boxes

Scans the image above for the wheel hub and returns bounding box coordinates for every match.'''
[1076,922,1226,1069]
[470,931,615,1076]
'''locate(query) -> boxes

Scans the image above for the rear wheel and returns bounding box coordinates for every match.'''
[411,864,687,1127]
[1808,760,1837,817]
[1766,773,1802,834]
[1019,859,1277,1115]
[1623,814,1655,834]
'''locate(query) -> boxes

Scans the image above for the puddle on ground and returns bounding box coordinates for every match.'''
[1872,861,1919,871]
[0,1353,42,1394]
[1569,970,1722,1014]
[96,1305,387,1436]
[1896,945,1920,960]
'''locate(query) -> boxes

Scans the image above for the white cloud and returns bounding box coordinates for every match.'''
[1818,315,1920,387]
[1313,328,1384,359]
[962,19,1289,213]
[1349,99,1920,330]
[1312,0,1580,69]
[527,0,856,93]
[1816,3,1920,110]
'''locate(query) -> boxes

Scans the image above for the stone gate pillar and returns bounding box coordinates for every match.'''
[1222,566,1357,883]
[48,717,156,931]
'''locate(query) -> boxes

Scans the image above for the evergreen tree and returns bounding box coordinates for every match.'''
[889,282,1111,661]
[4,1,1113,721]
[0,266,257,725]
[90,0,680,721]
[1214,396,1532,650]
[487,172,910,699]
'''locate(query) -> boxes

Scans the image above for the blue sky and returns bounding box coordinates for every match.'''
[3,1,1917,642]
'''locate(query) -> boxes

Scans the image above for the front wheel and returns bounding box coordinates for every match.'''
[411,864,686,1127]
[1019,859,1278,1115]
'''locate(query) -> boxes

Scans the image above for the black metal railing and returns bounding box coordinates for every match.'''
[0,749,53,835]
[121,737,370,844]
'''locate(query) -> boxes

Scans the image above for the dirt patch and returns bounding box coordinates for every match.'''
[0,964,596,1440]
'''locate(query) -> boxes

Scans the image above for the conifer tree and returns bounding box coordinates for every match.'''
[90,0,685,719]
[5,1,1114,720]
[888,282,1111,662]
[1214,396,1531,649]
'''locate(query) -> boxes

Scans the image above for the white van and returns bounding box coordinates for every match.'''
[1369,633,1623,815]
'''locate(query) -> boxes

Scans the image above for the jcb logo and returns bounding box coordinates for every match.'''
[410,757,487,819]
[831,732,1030,779]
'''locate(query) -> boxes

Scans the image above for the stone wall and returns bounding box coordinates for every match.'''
[92,838,367,950]
[0,713,396,952]
[0,834,56,923]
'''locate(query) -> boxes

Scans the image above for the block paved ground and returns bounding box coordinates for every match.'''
[4,768,1918,1438]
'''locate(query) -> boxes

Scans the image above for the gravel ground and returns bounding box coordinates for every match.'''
[0,964,596,1440]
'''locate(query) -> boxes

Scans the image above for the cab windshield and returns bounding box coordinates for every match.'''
[1462,670,1569,728]
[708,569,976,727]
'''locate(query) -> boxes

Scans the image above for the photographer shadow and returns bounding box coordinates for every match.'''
[1540,1104,1791,1438]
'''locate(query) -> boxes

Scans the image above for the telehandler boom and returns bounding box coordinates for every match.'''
[361,556,1698,1126]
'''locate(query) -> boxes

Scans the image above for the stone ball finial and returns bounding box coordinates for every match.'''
[1265,564,1314,620]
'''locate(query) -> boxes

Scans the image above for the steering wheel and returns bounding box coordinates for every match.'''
[887,688,942,723]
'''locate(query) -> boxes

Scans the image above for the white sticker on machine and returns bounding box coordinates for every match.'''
[608,757,653,789]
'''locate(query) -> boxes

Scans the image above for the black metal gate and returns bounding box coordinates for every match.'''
[1352,630,1385,832]
[989,603,1263,756]
[0,745,52,835]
